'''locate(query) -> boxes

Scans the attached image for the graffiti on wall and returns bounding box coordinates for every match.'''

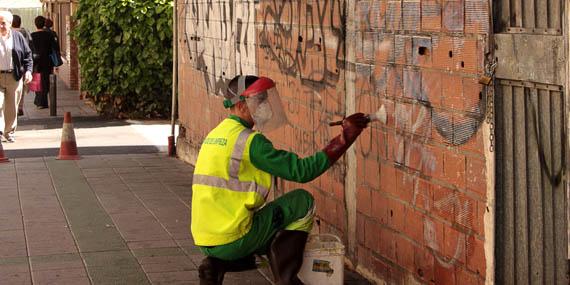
[259,0,346,89]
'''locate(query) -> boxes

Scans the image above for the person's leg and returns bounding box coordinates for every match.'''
[3,77,23,141]
[18,84,27,116]
[197,189,314,284]
[40,70,50,108]
[0,74,6,137]
[201,189,315,260]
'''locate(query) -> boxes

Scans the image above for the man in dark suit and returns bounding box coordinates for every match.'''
[0,11,33,143]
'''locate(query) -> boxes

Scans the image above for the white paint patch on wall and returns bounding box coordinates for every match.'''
[184,0,258,96]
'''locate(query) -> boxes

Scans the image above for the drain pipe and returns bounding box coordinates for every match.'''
[168,0,179,157]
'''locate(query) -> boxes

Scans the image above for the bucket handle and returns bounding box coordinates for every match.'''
[308,233,342,244]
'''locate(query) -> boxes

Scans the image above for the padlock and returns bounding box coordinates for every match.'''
[479,75,493,85]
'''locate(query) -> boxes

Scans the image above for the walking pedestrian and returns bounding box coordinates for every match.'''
[0,11,33,143]
[31,16,56,109]
[11,15,32,116]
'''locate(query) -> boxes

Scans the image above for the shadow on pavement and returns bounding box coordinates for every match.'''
[5,145,167,158]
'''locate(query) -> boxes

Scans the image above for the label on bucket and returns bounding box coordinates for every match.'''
[312,259,334,275]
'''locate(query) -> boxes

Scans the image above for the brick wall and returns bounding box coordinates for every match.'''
[177,1,491,284]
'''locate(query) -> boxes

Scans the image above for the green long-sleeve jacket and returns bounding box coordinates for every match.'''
[228,115,331,183]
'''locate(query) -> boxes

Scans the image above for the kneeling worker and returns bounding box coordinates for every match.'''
[191,75,370,285]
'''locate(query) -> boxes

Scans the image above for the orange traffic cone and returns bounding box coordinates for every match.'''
[0,140,9,163]
[57,112,80,160]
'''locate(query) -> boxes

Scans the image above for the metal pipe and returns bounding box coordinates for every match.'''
[169,0,179,157]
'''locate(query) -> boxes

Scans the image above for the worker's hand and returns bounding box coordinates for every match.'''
[341,113,369,144]
[322,113,369,165]
[24,71,32,84]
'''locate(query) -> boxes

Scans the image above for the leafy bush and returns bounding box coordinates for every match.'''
[73,0,173,118]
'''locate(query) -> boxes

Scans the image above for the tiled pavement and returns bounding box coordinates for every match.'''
[0,154,272,284]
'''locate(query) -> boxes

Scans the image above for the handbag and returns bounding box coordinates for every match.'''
[50,51,63,67]
[28,72,42,92]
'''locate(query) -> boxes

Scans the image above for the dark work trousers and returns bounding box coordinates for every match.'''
[34,70,52,108]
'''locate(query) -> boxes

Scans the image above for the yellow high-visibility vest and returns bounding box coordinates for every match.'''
[191,118,273,246]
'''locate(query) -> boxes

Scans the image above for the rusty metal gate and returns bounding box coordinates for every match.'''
[493,0,568,284]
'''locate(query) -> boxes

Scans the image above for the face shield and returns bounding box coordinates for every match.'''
[235,77,287,133]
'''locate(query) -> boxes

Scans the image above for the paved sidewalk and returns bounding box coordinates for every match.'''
[0,154,271,284]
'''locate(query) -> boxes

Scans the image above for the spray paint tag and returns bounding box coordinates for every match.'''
[312,259,334,275]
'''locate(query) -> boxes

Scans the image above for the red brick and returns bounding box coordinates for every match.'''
[395,35,413,65]
[441,74,465,110]
[463,76,483,111]
[371,128,388,161]
[380,163,398,193]
[466,157,486,197]
[454,192,478,231]
[357,186,373,216]
[443,152,466,188]
[465,0,490,34]
[358,245,373,267]
[387,197,406,232]
[432,184,457,222]
[386,65,404,98]
[395,235,415,272]
[423,144,445,180]
[422,0,442,32]
[395,170,415,203]
[402,0,421,31]
[357,213,366,245]
[386,0,402,31]
[371,190,389,224]
[371,0,387,30]
[379,227,397,261]
[432,35,454,71]
[371,253,393,281]
[434,260,457,285]
[365,158,381,189]
[442,0,464,32]
[443,225,466,265]
[357,155,366,186]
[365,217,381,250]
[474,201,486,236]
[414,245,435,282]
[332,178,346,201]
[324,196,339,226]
[403,68,421,100]
[337,203,347,232]
[413,179,433,211]
[404,208,425,243]
[465,235,486,275]
[449,37,477,73]
[456,266,481,284]
[379,97,396,129]
[459,124,485,156]
[375,34,395,64]
[421,70,442,107]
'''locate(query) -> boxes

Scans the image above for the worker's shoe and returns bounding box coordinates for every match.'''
[198,255,257,285]
[198,257,225,285]
[268,230,309,285]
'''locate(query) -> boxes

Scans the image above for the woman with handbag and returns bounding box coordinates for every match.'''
[31,16,57,109]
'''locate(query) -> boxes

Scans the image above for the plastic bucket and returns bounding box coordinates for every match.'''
[298,234,345,285]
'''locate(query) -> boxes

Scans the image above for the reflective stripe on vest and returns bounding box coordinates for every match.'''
[193,128,269,198]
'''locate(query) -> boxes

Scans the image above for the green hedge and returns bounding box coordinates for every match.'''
[73,0,173,118]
